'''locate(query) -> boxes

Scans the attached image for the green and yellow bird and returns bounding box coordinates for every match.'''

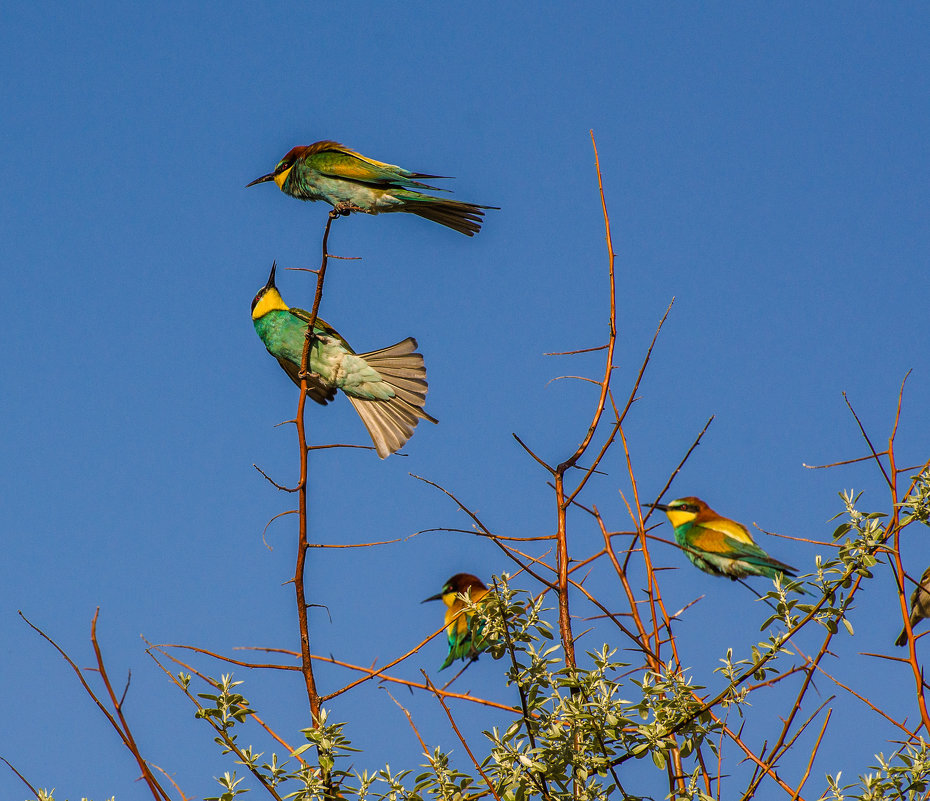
[246,140,495,236]
[423,574,491,670]
[650,497,796,581]
[895,565,930,647]
[251,262,437,458]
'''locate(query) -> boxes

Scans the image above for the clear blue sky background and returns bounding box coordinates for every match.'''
[2,3,929,798]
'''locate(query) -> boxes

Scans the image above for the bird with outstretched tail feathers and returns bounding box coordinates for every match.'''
[251,262,437,458]
[423,574,491,670]
[246,140,495,236]
[650,497,797,581]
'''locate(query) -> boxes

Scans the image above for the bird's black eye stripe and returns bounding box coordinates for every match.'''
[275,159,291,174]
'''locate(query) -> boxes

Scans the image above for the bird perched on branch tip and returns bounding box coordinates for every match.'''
[649,497,797,582]
[247,140,497,236]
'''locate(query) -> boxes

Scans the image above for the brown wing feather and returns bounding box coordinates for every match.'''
[275,356,335,406]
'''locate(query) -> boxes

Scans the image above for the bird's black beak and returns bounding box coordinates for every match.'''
[265,260,277,289]
[252,261,277,314]
[246,172,276,188]
[645,502,670,512]
[422,592,444,604]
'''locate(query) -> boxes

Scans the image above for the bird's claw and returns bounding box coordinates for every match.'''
[333,201,361,216]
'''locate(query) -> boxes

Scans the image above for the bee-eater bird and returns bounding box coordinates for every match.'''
[423,574,491,670]
[649,497,797,581]
[246,141,495,236]
[251,262,437,458]
[895,565,930,646]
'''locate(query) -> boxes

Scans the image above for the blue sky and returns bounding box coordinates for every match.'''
[2,3,929,798]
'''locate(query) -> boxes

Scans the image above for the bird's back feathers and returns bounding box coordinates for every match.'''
[301,141,446,189]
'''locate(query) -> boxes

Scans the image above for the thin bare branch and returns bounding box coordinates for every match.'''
[19,610,171,801]
[512,432,556,474]
[0,756,41,798]
[384,689,429,753]
[790,709,832,801]
[803,453,885,470]
[261,509,298,550]
[253,463,298,492]
[843,392,892,488]
[421,670,503,801]
[544,344,610,356]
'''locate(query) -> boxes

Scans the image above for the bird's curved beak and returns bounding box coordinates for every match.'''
[246,172,276,188]
[422,592,444,604]
[265,260,277,289]
[645,502,670,512]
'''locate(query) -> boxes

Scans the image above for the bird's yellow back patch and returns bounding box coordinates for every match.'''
[707,518,755,545]
[691,529,735,554]
[274,164,294,190]
[251,287,290,320]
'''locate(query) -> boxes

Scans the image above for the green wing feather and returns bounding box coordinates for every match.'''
[440,608,486,670]
[304,142,446,190]
[689,521,796,576]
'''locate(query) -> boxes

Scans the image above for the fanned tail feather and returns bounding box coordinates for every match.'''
[346,337,438,458]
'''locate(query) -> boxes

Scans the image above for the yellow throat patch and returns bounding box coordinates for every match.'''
[665,508,697,529]
[273,164,294,190]
[251,287,289,320]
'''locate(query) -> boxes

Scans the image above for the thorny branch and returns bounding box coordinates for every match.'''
[292,210,340,725]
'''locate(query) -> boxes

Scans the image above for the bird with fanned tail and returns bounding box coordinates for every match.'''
[247,140,496,236]
[251,262,437,458]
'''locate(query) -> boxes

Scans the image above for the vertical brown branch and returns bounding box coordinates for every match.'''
[551,131,619,674]
[885,401,930,733]
[294,210,338,724]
